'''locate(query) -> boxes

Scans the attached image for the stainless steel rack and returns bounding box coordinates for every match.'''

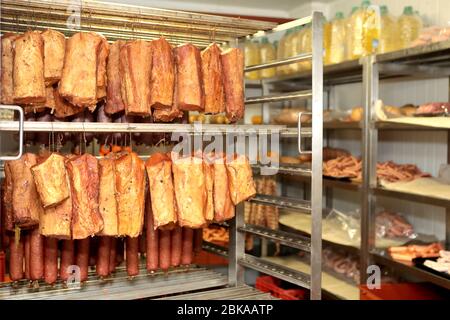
[250,39,450,297]
[240,11,324,300]
[0,0,324,301]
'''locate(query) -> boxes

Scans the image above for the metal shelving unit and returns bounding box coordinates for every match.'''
[0,0,324,301]
[360,45,450,290]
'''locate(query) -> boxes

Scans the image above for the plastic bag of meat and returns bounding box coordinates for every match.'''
[115,152,146,237]
[31,153,70,208]
[171,154,207,228]
[225,154,256,205]
[376,211,416,239]
[7,153,43,229]
[145,153,177,229]
[13,31,46,105]
[66,153,103,239]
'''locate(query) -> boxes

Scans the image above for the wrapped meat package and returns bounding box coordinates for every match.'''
[221,48,244,122]
[41,29,66,86]
[97,157,119,236]
[115,152,145,237]
[31,153,70,208]
[145,153,177,229]
[175,44,204,111]
[201,43,225,114]
[59,32,102,109]
[150,37,175,109]
[66,153,103,239]
[120,40,152,116]
[96,36,109,101]
[105,40,126,115]
[213,154,235,222]
[226,154,256,205]
[8,153,43,228]
[1,33,19,104]
[13,31,46,105]
[172,155,207,228]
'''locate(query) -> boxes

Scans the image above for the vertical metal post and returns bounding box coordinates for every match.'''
[310,11,323,300]
[360,55,379,284]
[262,82,271,124]
[446,79,450,249]
[228,202,245,286]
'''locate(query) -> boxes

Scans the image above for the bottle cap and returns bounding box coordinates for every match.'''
[350,6,359,15]
[261,37,269,44]
[362,0,371,8]
[335,12,344,20]
[380,5,388,15]
[403,6,414,15]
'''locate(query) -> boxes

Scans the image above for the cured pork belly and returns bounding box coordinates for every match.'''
[145,153,177,229]
[59,32,102,109]
[221,48,244,122]
[115,152,145,237]
[13,31,46,105]
[175,44,204,111]
[201,43,224,114]
[150,37,175,109]
[1,33,19,104]
[105,40,126,115]
[41,29,65,86]
[66,153,103,239]
[120,40,152,116]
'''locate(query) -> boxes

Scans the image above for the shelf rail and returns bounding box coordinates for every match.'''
[238,11,323,300]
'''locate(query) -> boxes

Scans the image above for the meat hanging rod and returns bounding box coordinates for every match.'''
[0,0,277,45]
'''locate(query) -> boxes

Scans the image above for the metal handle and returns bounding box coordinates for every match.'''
[0,105,24,161]
[298,111,312,154]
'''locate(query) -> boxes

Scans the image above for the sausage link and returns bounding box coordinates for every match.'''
[181,228,194,266]
[109,237,117,274]
[146,206,159,272]
[159,230,171,271]
[44,237,58,285]
[170,226,182,267]
[126,237,139,277]
[116,238,124,266]
[30,228,44,281]
[60,240,75,282]
[89,236,98,267]
[139,233,146,255]
[24,233,31,280]
[9,236,24,281]
[193,228,203,254]
[96,236,111,278]
[76,238,90,282]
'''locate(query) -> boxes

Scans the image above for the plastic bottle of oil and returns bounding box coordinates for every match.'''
[329,12,346,64]
[299,23,312,71]
[378,5,399,54]
[398,6,423,48]
[363,2,380,56]
[259,37,276,78]
[287,26,304,74]
[345,6,359,60]
[323,17,332,65]
[245,39,261,80]
[277,29,293,75]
